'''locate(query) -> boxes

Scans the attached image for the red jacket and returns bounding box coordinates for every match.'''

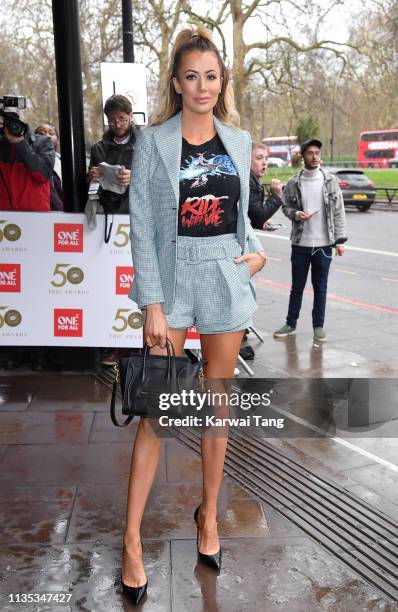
[0,130,55,211]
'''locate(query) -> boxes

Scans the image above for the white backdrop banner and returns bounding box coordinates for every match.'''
[0,212,200,349]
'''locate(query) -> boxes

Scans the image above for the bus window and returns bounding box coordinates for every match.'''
[358,129,398,168]
[262,136,299,166]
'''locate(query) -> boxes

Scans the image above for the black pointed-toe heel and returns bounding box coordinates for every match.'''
[121,542,148,606]
[194,504,222,571]
[121,580,148,606]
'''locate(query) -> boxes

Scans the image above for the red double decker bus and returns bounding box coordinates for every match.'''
[357,129,398,168]
[262,136,300,166]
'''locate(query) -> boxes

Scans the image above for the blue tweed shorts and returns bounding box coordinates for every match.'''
[166,234,257,334]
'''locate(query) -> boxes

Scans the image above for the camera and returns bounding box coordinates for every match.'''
[0,95,28,138]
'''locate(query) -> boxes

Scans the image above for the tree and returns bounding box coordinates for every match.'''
[134,0,188,107]
[296,115,320,144]
[184,0,357,126]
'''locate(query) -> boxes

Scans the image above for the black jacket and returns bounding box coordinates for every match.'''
[248,171,282,230]
[89,125,136,213]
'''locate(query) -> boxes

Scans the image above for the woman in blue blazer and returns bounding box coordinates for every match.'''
[122,28,266,604]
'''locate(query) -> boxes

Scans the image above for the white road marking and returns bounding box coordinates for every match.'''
[255,232,398,258]
[382,277,398,283]
[256,232,289,241]
[334,268,357,275]
[346,246,398,257]
[269,404,398,473]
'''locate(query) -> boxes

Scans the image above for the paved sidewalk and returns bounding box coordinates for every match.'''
[0,371,397,611]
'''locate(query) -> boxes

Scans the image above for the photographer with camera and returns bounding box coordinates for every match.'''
[0,96,55,211]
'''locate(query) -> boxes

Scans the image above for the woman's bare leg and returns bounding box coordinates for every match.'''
[198,330,245,554]
[122,329,187,587]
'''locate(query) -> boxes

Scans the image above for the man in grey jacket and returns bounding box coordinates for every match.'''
[274,139,347,343]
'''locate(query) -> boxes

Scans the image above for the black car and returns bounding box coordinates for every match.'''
[324,168,376,212]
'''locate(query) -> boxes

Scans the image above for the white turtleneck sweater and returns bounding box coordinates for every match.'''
[296,167,329,247]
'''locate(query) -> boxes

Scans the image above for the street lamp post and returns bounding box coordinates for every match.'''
[330,77,339,164]
[122,0,135,63]
[52,0,87,211]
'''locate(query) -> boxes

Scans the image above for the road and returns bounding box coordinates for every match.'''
[255,208,398,314]
[245,206,398,379]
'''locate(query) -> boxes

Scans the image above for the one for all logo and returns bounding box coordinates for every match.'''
[54,309,83,337]
[54,223,83,253]
[0,264,21,292]
[116,266,134,294]
[187,326,199,340]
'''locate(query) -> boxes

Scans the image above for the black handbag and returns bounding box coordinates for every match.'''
[110,339,204,427]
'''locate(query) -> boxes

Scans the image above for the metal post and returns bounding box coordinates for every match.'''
[122,0,135,62]
[330,80,338,163]
[52,0,87,212]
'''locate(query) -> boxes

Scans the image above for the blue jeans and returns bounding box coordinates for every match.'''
[286,245,332,329]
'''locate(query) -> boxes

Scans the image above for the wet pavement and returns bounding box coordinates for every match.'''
[0,368,397,611]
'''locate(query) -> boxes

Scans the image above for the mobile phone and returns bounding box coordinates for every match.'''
[265,223,286,231]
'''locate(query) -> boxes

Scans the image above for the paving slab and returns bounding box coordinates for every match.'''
[170,538,395,612]
[0,541,171,612]
[342,463,398,506]
[0,411,94,445]
[0,383,39,411]
[66,481,267,544]
[0,443,166,486]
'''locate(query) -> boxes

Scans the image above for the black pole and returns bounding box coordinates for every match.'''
[122,0,135,62]
[52,0,86,212]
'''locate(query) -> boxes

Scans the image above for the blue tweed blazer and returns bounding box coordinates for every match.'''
[128,111,262,314]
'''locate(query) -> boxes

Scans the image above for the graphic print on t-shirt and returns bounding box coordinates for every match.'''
[178,134,240,237]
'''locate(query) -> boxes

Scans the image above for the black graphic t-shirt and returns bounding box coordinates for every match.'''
[178,134,240,236]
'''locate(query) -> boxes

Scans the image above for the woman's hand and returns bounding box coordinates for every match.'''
[117,168,131,185]
[234,251,266,278]
[144,304,168,348]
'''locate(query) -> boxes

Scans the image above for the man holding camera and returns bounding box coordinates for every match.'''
[0,97,55,211]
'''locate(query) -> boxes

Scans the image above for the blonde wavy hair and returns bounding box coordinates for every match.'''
[151,27,240,127]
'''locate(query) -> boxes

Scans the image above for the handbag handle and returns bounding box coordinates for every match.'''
[110,365,134,427]
[141,338,177,383]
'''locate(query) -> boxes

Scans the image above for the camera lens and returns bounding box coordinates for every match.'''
[4,116,24,137]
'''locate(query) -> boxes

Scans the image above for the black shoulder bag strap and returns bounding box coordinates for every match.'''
[104,213,114,244]
[110,365,134,427]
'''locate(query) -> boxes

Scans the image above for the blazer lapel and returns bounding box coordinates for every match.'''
[214,116,249,211]
[151,112,249,210]
[153,112,182,204]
